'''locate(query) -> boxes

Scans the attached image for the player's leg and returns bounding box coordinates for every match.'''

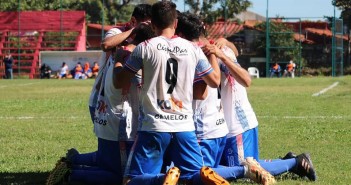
[170,131,204,180]
[220,128,275,184]
[66,149,97,166]
[68,138,128,184]
[124,131,172,184]
[198,136,226,168]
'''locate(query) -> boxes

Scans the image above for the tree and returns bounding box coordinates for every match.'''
[253,21,300,64]
[333,0,351,32]
[184,0,252,24]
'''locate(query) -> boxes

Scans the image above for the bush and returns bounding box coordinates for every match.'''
[301,67,332,76]
[344,66,351,75]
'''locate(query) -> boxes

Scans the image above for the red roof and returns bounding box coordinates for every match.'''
[205,21,243,39]
[305,28,348,40]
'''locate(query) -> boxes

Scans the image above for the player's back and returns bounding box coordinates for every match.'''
[218,46,258,137]
[133,35,211,132]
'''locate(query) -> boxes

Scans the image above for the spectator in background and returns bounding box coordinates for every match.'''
[58,62,69,79]
[40,63,52,79]
[3,52,13,79]
[74,62,84,79]
[270,62,281,78]
[283,59,296,78]
[91,61,99,78]
[83,62,92,79]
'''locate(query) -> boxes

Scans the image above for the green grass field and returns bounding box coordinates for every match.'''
[0,77,350,185]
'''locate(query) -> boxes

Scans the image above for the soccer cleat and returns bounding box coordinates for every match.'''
[200,166,230,185]
[65,148,79,162]
[163,167,180,185]
[46,158,70,185]
[281,152,297,160]
[294,153,317,181]
[242,157,276,185]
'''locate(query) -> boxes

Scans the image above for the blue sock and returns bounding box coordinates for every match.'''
[259,158,296,176]
[72,151,97,166]
[191,166,245,184]
[213,166,245,181]
[127,174,165,185]
[258,158,282,163]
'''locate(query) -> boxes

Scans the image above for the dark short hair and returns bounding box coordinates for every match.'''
[133,24,156,44]
[151,1,177,30]
[132,4,152,22]
[176,12,203,41]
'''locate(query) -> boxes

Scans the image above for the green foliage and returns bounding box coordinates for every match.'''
[333,0,351,9]
[1,77,351,184]
[184,0,252,24]
[333,0,351,31]
[253,21,301,62]
[0,0,135,24]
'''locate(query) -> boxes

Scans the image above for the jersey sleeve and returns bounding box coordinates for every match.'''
[195,49,213,77]
[193,74,204,84]
[124,44,143,73]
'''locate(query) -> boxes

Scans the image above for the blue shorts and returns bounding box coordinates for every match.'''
[125,131,203,180]
[221,127,259,166]
[199,136,226,168]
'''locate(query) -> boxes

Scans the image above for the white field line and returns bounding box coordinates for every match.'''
[0,82,40,88]
[17,82,39,86]
[257,115,345,119]
[312,82,339,97]
[0,116,85,120]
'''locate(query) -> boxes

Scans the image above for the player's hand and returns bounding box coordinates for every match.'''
[202,44,224,59]
[115,48,131,65]
[214,38,227,49]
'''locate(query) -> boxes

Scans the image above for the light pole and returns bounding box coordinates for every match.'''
[101,0,105,42]
[265,0,269,77]
[18,0,21,77]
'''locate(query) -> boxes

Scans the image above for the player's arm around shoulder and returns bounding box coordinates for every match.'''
[203,54,220,88]
[193,80,208,100]
[114,48,140,89]
[101,28,134,52]
[208,43,251,87]
[200,44,222,88]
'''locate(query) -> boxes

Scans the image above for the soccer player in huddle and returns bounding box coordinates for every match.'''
[175,12,275,185]
[46,4,153,185]
[176,12,317,185]
[114,1,230,185]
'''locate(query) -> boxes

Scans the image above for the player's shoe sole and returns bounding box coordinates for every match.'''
[46,157,70,185]
[295,153,317,181]
[242,157,276,185]
[200,166,230,185]
[163,167,180,185]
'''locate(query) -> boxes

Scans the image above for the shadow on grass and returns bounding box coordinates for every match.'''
[0,172,49,185]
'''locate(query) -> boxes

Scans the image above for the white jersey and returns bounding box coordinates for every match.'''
[88,52,110,108]
[88,28,122,108]
[125,36,213,132]
[193,81,228,139]
[93,57,134,141]
[218,47,258,138]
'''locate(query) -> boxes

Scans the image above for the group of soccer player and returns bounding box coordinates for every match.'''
[46,1,317,185]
